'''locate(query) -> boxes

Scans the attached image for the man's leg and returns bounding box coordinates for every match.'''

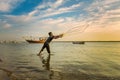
[45,44,51,70]
[46,44,50,54]
[37,44,46,56]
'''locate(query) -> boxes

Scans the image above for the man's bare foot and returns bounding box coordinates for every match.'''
[37,54,40,56]
[37,53,42,58]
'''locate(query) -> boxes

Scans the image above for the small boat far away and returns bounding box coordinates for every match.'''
[72,41,85,44]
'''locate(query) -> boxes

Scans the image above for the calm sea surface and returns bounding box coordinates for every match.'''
[0,42,120,80]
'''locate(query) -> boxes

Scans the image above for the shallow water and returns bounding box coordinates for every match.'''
[0,42,120,80]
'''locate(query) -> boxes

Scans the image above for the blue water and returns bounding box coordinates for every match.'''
[0,42,120,80]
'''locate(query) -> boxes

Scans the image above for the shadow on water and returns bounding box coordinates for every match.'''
[41,53,54,79]
[41,53,51,70]
[40,54,63,80]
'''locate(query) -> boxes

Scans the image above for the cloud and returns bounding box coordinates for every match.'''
[4,14,35,25]
[4,1,82,28]
[0,20,12,29]
[36,0,64,9]
[16,0,65,22]
[31,0,65,17]
[83,0,120,27]
[106,9,120,17]
[3,23,11,28]
[40,18,65,25]
[103,0,120,5]
[28,1,82,19]
[51,0,64,9]
[4,0,120,29]
[41,3,81,18]
[28,10,38,16]
[0,0,24,12]
[1,0,82,30]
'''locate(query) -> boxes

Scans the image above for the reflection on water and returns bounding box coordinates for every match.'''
[44,53,50,70]
[41,53,54,79]
[0,42,120,80]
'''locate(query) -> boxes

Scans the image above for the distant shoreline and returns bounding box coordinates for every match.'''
[53,41,120,42]
[1,40,120,44]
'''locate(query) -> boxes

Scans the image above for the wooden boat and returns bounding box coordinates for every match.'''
[26,40,45,43]
[72,41,85,44]
[26,37,46,43]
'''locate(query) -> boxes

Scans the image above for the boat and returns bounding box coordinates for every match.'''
[72,41,85,44]
[26,37,46,43]
[26,40,45,43]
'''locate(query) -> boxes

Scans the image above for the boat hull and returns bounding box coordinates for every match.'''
[26,40,45,43]
[72,41,85,44]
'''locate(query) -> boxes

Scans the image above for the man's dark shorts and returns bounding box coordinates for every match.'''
[41,43,50,53]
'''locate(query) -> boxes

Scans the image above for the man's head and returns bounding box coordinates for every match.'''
[48,32,53,36]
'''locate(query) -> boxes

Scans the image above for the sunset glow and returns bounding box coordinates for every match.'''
[0,0,120,41]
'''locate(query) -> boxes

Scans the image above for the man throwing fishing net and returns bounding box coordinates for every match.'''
[37,32,64,56]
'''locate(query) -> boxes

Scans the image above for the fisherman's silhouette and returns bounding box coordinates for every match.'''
[37,32,63,79]
[37,32,63,56]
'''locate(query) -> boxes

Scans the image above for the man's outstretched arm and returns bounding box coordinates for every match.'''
[54,33,64,39]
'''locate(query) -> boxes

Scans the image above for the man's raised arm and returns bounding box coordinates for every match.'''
[54,33,64,39]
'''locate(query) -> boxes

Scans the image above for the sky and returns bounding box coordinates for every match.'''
[0,0,120,41]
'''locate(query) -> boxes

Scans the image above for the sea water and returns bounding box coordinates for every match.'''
[0,42,120,80]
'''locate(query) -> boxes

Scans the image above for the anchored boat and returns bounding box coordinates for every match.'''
[72,41,85,44]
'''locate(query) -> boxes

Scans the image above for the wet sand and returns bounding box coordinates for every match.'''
[0,67,120,80]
